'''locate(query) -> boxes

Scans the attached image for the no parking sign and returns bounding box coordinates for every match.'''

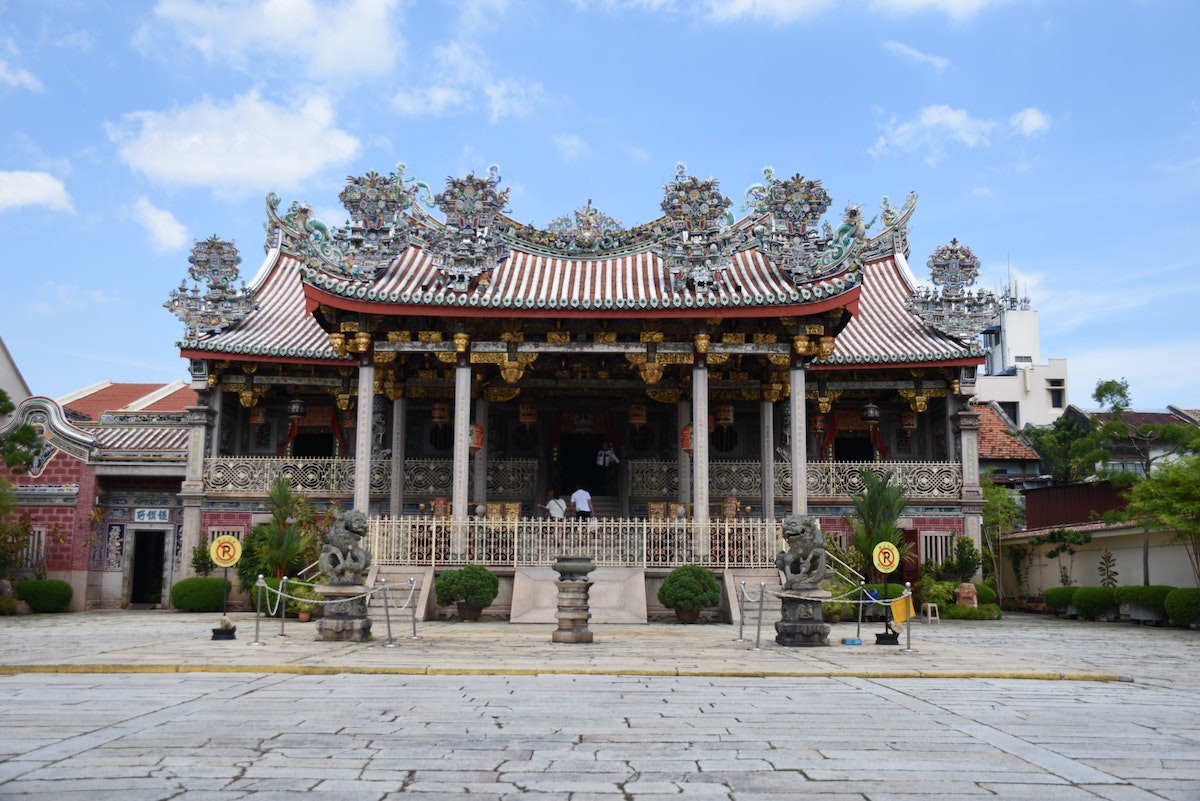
[209,535,242,568]
[871,541,900,574]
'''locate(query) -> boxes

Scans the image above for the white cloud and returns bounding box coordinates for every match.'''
[132,197,190,252]
[870,0,999,20]
[0,58,43,91]
[29,281,121,315]
[393,41,542,122]
[706,0,834,23]
[138,0,402,80]
[884,41,949,72]
[1009,107,1050,136]
[0,171,73,213]
[554,134,587,162]
[107,90,360,200]
[869,104,995,164]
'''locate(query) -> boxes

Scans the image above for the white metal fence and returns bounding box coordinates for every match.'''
[367,516,787,569]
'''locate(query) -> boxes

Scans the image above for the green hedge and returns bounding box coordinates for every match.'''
[170,577,231,612]
[1114,585,1176,616]
[1071,587,1117,620]
[657,564,722,612]
[940,603,1003,620]
[1041,586,1076,612]
[975,583,998,605]
[1164,588,1200,626]
[15,579,73,613]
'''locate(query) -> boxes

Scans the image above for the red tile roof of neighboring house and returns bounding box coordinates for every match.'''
[977,403,1040,461]
[59,381,194,421]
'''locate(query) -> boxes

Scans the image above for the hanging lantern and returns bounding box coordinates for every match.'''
[811,413,826,436]
[286,398,307,422]
[469,423,485,452]
[628,403,647,427]
[342,410,355,429]
[681,424,693,453]
[715,404,734,427]
[249,407,265,426]
[861,403,881,425]
[901,410,918,430]
[573,408,594,433]
[519,402,538,426]
[432,401,450,425]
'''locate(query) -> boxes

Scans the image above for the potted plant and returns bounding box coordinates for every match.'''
[435,564,499,621]
[657,564,721,623]
[288,582,322,622]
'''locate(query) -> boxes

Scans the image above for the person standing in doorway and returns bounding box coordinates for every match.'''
[595,440,620,495]
[570,483,593,521]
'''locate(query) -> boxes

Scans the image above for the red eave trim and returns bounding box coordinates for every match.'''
[301,283,862,320]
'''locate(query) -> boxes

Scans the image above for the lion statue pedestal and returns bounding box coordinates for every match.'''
[315,509,374,642]
[774,514,835,647]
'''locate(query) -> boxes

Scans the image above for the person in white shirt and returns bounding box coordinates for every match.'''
[569,484,593,520]
[595,440,620,495]
[538,492,567,520]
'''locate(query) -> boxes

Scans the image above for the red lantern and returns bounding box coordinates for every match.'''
[519,402,537,426]
[902,410,918,429]
[628,403,647,427]
[432,402,450,425]
[811,413,826,436]
[469,423,485,452]
[681,424,693,453]
[248,407,265,426]
[715,404,734,427]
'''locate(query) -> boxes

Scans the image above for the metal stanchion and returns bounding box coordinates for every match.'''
[751,582,766,652]
[842,581,865,646]
[276,576,289,638]
[736,581,747,642]
[380,579,399,647]
[406,577,421,640]
[900,582,917,653]
[249,574,266,646]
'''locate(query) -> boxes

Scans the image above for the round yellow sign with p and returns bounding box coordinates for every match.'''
[872,541,900,574]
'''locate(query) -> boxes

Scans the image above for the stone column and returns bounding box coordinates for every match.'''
[389,395,405,518]
[789,365,806,515]
[451,334,472,556]
[691,335,710,559]
[473,397,488,507]
[179,404,215,585]
[759,394,775,520]
[354,357,374,514]
[677,400,692,510]
[957,408,984,580]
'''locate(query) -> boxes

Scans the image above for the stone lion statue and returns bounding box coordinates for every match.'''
[319,509,372,585]
[775,514,834,591]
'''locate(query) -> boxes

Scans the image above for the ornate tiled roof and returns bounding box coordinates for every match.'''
[816,254,986,367]
[82,423,189,462]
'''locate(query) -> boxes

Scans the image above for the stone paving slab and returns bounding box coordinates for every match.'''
[1,611,1198,799]
[1,610,1198,686]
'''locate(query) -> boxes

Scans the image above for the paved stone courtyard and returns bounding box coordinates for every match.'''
[0,611,1197,799]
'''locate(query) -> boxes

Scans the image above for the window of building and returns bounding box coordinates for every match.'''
[998,402,1019,426]
[1047,378,1065,409]
[206,527,246,542]
[25,527,45,569]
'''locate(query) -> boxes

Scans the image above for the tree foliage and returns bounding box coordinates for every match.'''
[236,478,317,589]
[0,388,39,475]
[1124,454,1200,586]
[849,470,911,584]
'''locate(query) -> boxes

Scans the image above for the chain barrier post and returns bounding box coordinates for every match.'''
[249,574,266,646]
[900,582,917,654]
[408,577,421,640]
[842,581,865,646]
[276,576,289,638]
[736,581,747,642]
[751,581,766,652]
[380,579,399,648]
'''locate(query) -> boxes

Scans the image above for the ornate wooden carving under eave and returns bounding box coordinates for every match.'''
[646,388,681,404]
[805,389,843,414]
[484,386,521,402]
[898,388,947,412]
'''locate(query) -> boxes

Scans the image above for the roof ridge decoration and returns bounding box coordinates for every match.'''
[265,163,430,280]
[544,199,625,252]
[862,192,917,260]
[165,237,256,338]
[659,162,739,292]
[907,238,998,342]
[420,164,512,292]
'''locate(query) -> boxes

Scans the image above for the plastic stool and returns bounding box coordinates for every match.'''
[921,602,940,624]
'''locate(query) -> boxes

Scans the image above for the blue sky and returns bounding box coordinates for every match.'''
[1,0,1197,412]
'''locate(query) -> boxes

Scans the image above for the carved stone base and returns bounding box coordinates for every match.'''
[552,578,594,644]
[316,616,373,642]
[316,584,369,618]
[775,591,830,647]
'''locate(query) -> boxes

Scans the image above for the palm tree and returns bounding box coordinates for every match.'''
[251,478,314,580]
[849,469,911,587]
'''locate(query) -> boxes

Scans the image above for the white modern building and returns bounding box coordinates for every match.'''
[976,281,1068,429]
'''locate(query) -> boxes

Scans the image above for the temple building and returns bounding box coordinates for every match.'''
[2,163,997,613]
